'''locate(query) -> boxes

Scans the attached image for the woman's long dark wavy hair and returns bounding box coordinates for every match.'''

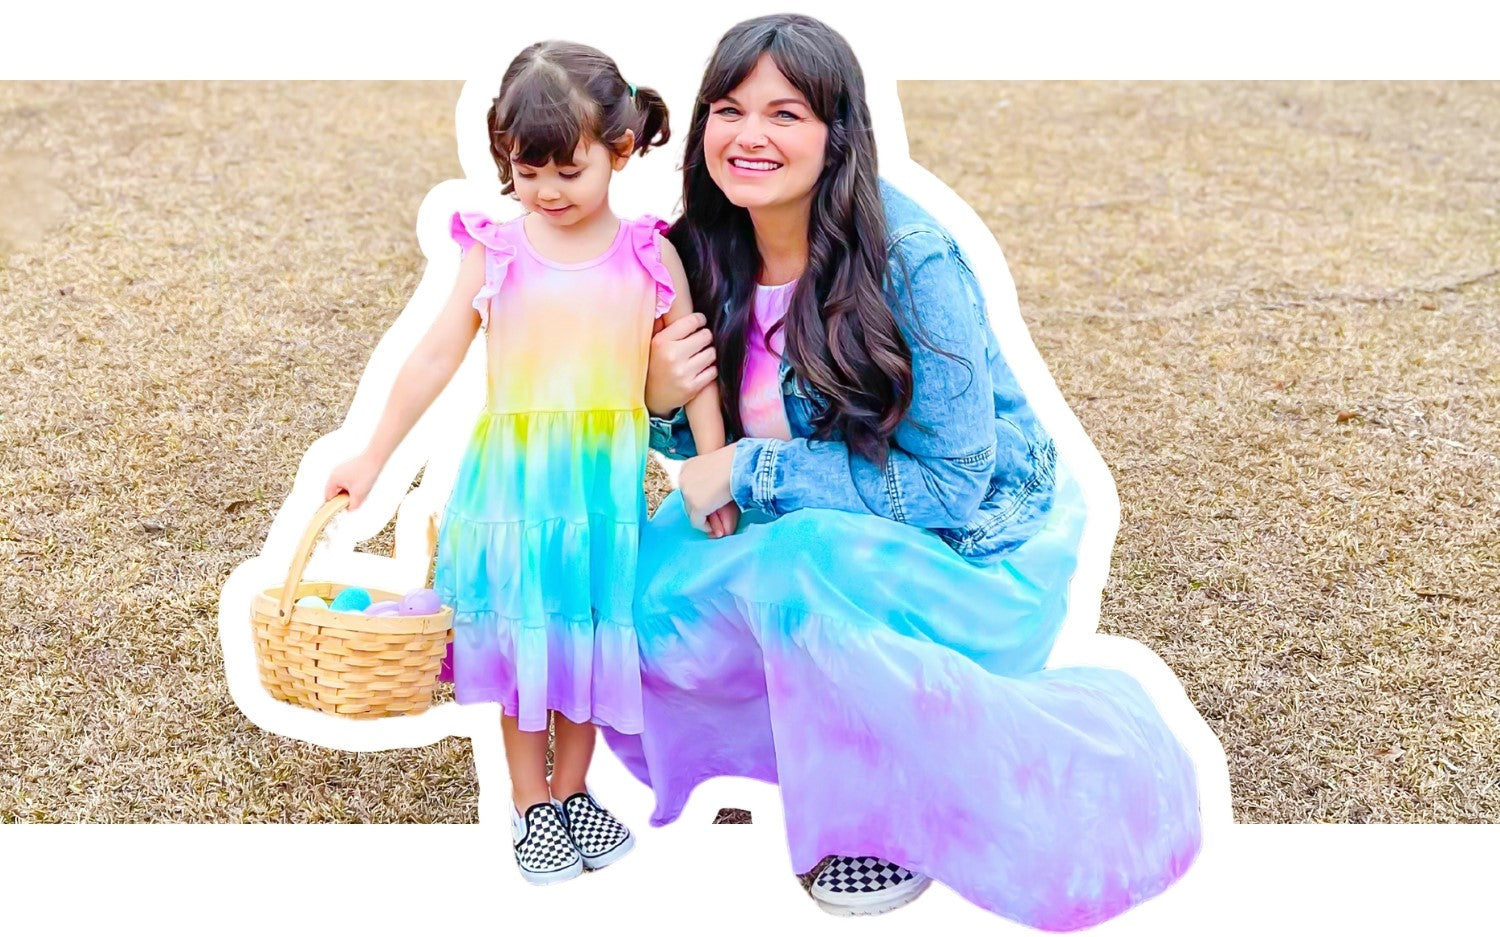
[486,40,670,195]
[668,14,913,466]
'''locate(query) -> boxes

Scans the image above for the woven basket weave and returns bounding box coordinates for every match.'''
[250,494,453,719]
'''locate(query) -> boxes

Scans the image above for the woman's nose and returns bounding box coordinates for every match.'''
[735,118,769,149]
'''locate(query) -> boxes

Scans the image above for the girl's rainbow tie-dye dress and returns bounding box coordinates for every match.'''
[432,212,673,735]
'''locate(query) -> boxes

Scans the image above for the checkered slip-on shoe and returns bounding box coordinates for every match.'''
[511,801,583,885]
[808,855,932,916]
[555,791,635,871]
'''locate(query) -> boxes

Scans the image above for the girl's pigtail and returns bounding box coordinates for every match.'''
[630,85,671,155]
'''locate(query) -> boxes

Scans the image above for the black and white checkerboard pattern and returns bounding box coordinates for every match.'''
[813,856,917,894]
[560,792,631,859]
[514,803,580,874]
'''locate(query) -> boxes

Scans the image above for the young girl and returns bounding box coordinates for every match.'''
[324,40,738,885]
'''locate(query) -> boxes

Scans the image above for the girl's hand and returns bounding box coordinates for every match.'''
[678,443,737,533]
[647,311,718,417]
[324,451,384,510]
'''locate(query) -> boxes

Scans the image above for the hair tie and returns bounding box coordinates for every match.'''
[627,83,637,99]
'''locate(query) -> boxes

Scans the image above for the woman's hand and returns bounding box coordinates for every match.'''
[679,443,738,535]
[647,311,718,417]
[706,502,741,539]
[324,451,384,510]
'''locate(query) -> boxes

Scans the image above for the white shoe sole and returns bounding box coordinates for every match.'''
[517,856,584,885]
[812,874,931,916]
[580,830,636,871]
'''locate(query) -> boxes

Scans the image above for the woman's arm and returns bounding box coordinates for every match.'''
[728,229,996,529]
[647,406,699,459]
[645,305,717,459]
[646,311,718,421]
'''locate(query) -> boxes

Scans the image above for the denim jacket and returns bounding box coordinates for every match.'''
[650,180,1057,564]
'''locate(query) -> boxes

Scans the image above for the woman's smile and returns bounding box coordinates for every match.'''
[728,157,784,173]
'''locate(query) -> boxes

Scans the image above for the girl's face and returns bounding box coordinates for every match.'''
[703,53,829,219]
[511,136,630,227]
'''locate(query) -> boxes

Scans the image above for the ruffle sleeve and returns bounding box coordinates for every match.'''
[629,215,676,319]
[450,211,516,329]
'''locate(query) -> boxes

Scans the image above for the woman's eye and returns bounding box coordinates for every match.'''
[775,110,802,121]
[712,105,741,118]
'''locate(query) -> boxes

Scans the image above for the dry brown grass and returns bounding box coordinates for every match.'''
[1,81,1496,824]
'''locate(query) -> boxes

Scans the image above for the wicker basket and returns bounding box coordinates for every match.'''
[250,494,453,719]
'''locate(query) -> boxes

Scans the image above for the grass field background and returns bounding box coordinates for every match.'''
[1,81,1495,823]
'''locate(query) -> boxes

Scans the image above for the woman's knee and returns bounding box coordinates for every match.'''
[752,507,888,566]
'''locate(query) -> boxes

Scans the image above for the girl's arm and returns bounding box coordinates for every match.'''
[656,238,739,536]
[362,244,485,463]
[657,242,726,456]
[325,244,486,508]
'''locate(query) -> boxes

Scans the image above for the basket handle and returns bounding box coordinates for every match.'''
[422,513,440,588]
[398,512,443,585]
[277,494,352,620]
[277,495,444,619]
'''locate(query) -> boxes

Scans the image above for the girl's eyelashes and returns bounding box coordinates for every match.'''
[513,168,582,180]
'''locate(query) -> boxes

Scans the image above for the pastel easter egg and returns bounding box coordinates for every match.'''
[329,587,372,613]
[365,600,402,617]
[295,595,329,609]
[399,588,442,616]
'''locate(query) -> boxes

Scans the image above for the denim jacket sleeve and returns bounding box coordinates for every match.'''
[648,409,697,459]
[728,228,996,528]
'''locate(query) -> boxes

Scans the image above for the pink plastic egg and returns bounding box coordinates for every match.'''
[399,588,442,616]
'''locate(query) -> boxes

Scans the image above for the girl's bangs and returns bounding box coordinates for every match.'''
[496,82,593,168]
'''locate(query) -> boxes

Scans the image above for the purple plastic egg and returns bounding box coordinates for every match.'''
[365,600,401,617]
[399,588,442,616]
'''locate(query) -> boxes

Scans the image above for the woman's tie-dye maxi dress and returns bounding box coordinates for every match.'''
[602,431,1203,929]
[432,211,676,736]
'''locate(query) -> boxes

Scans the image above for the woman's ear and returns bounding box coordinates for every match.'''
[611,129,637,169]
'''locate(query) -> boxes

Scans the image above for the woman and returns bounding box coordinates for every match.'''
[602,14,1202,930]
